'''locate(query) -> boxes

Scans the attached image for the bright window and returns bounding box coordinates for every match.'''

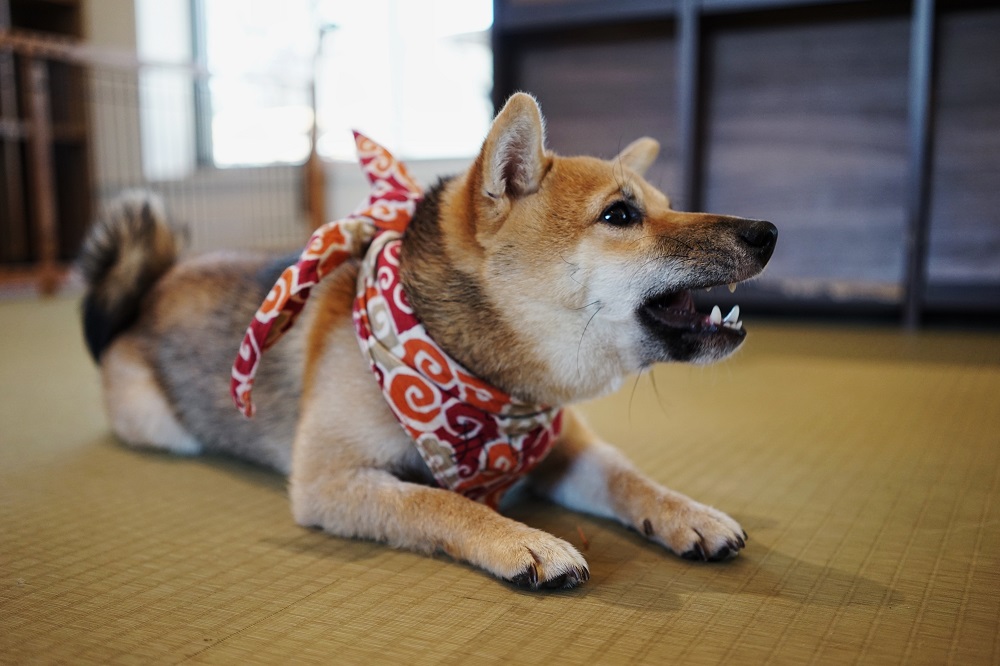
[199,0,493,165]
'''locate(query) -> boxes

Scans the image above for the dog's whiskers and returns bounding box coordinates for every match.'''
[627,371,643,425]
[576,302,604,380]
[648,368,670,417]
[572,300,601,312]
[559,253,585,287]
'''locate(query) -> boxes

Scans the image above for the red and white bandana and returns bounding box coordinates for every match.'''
[231,133,561,508]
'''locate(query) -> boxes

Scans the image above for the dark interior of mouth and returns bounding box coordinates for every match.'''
[643,288,744,334]
[644,290,705,328]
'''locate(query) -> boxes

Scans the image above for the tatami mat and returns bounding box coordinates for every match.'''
[2,297,999,664]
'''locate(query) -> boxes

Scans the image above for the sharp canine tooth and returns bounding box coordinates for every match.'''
[728,283,738,293]
[710,305,722,325]
[724,305,740,323]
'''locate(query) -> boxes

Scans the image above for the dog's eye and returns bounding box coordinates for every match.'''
[600,202,640,227]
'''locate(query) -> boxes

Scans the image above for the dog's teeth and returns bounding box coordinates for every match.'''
[705,286,712,292]
[710,305,722,325]
[724,305,740,323]
[728,282,738,293]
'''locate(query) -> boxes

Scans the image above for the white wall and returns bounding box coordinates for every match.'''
[81,0,136,49]
[325,157,473,220]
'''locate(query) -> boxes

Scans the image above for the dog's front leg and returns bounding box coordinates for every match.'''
[290,464,589,589]
[529,407,746,561]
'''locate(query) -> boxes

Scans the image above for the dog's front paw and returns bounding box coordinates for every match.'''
[490,528,590,590]
[640,495,747,562]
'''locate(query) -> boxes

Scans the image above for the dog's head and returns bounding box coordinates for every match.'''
[409,93,776,405]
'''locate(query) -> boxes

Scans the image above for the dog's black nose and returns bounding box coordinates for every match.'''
[739,220,778,265]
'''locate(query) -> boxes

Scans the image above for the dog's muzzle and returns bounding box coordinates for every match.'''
[637,216,777,360]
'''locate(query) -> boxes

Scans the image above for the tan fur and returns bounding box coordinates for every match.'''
[87,93,776,589]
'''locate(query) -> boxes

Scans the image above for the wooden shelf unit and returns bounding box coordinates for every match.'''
[1,0,92,293]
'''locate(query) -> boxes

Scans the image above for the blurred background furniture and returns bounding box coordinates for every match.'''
[1,0,90,292]
[492,0,1000,326]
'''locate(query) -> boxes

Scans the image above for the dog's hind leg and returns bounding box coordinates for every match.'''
[529,407,746,562]
[100,335,202,456]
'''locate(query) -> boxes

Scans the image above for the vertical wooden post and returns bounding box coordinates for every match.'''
[304,147,326,230]
[23,57,60,294]
[305,25,329,231]
[304,82,326,230]
[1,0,28,262]
[903,0,936,329]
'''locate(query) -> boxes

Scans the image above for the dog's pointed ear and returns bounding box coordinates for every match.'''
[479,93,549,201]
[616,137,660,177]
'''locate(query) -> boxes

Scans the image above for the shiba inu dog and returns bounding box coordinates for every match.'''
[79,93,776,590]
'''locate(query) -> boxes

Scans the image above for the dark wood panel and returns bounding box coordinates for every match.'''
[700,0,871,14]
[702,11,910,287]
[494,0,1000,317]
[9,0,82,37]
[926,8,1000,290]
[515,26,680,198]
[52,141,90,259]
[497,0,675,32]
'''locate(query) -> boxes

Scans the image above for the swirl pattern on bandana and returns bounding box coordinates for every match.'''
[354,233,562,508]
[231,133,561,508]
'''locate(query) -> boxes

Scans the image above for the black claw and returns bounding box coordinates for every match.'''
[694,529,709,561]
[681,541,709,562]
[556,566,590,588]
[544,567,590,589]
[680,528,745,563]
[509,564,538,589]
[743,529,749,541]
[512,565,590,590]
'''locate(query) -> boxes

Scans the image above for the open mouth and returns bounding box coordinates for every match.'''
[641,283,745,338]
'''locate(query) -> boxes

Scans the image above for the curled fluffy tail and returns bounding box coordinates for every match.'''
[79,192,177,361]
